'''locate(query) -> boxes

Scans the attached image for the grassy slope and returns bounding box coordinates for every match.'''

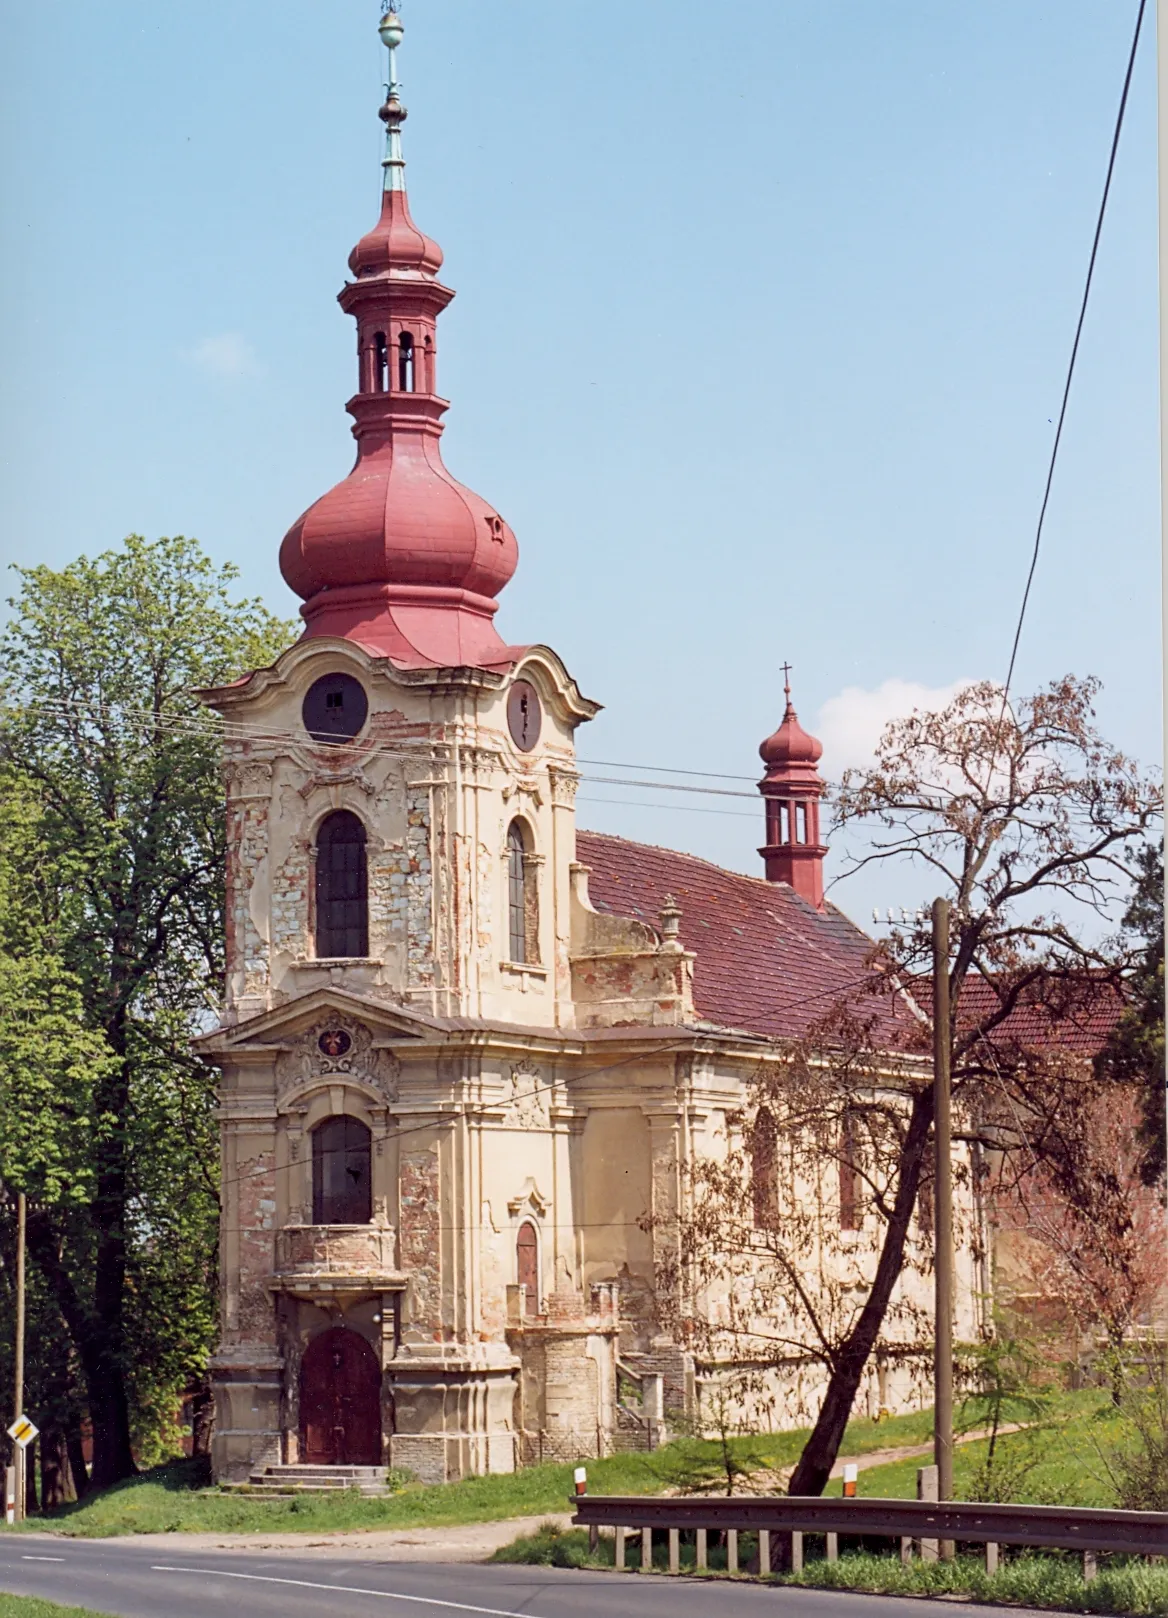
[0,1600,116,1618]
[855,1391,1124,1506]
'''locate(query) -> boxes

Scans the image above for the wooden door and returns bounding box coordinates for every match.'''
[299,1327,382,1465]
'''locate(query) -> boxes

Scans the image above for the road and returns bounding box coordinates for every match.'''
[0,1537,1049,1618]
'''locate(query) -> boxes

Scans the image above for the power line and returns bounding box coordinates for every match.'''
[998,0,1147,709]
[7,698,767,806]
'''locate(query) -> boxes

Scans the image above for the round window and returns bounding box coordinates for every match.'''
[507,680,542,753]
[302,673,369,745]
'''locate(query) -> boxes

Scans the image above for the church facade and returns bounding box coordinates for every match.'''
[200,11,984,1486]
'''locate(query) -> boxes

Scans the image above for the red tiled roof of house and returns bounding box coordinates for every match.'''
[917,973,1125,1057]
[575,830,911,1042]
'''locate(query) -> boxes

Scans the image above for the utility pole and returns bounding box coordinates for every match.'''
[931,899,955,1561]
[1158,0,1168,1266]
[13,1191,26,1524]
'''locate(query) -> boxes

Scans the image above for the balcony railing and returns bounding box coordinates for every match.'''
[271,1224,406,1298]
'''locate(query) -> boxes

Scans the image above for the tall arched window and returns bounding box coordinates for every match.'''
[373,332,389,394]
[839,1109,863,1231]
[398,331,415,392]
[516,1221,539,1316]
[751,1107,778,1230]
[312,1115,372,1225]
[506,820,539,965]
[316,811,368,959]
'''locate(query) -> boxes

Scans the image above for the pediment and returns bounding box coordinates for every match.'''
[195,987,446,1057]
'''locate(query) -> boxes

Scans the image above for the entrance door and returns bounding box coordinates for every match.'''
[299,1327,382,1465]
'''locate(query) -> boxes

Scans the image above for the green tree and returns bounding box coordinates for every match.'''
[0,535,294,1487]
[1097,841,1165,1185]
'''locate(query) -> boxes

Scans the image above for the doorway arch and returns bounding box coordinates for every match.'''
[299,1327,382,1465]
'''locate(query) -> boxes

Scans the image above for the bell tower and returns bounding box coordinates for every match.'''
[202,7,599,1029]
[278,7,520,671]
[757,667,828,910]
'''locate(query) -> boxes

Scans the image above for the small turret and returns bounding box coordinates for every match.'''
[758,665,827,909]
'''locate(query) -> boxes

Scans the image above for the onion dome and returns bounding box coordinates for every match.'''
[757,666,828,909]
[277,7,520,670]
[759,679,824,781]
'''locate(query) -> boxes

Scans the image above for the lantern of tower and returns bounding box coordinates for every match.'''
[758,669,828,909]
[278,7,520,670]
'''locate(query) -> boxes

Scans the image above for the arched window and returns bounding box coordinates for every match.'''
[312,1115,372,1225]
[839,1110,863,1231]
[506,820,538,964]
[315,811,368,959]
[373,332,388,394]
[751,1107,778,1230]
[398,331,415,393]
[516,1220,539,1316]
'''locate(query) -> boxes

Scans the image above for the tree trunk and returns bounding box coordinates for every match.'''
[24,1203,137,1490]
[65,1415,89,1500]
[189,1381,215,1460]
[88,1035,137,1489]
[787,1085,935,1497]
[39,1429,71,1508]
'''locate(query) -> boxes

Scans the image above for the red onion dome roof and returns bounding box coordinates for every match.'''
[349,186,444,280]
[760,702,824,769]
[279,453,518,602]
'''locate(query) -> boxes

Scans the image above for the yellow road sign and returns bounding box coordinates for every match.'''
[7,1416,37,1448]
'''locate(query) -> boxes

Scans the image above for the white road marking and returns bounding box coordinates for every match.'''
[21,1556,66,1562]
[150,1566,553,1617]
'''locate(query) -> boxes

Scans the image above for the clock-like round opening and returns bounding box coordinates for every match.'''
[507,680,541,752]
[303,673,369,745]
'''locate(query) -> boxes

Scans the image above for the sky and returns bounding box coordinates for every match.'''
[0,1,1160,926]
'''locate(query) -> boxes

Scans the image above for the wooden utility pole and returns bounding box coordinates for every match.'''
[13,1191,26,1524]
[931,899,954,1560]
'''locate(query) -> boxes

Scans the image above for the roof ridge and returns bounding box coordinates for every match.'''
[576,827,871,940]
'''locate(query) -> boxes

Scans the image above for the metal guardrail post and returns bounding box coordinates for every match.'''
[669,1528,679,1573]
[696,1527,707,1569]
[759,1529,771,1575]
[918,1464,939,1562]
[727,1528,738,1573]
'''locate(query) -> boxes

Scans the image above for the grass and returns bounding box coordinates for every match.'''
[0,1601,117,1618]
[493,1526,1168,1616]
[0,1407,935,1540]
[856,1389,1127,1506]
[0,1388,1116,1539]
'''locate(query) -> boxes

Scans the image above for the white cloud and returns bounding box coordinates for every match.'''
[186,333,261,379]
[816,677,975,777]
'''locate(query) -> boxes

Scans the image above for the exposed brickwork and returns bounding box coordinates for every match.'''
[405,790,435,987]
[399,1147,441,1335]
[271,838,311,962]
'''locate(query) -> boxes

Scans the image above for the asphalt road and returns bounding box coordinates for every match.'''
[0,1538,1047,1618]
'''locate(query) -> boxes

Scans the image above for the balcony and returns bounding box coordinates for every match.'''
[271,1224,407,1301]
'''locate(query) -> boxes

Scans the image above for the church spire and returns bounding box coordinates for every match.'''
[378,8,407,193]
[277,8,520,670]
[757,667,828,910]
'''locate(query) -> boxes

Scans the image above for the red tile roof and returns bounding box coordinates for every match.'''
[918,974,1125,1058]
[575,831,909,1042]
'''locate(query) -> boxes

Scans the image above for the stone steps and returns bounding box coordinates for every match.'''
[239,1464,390,1497]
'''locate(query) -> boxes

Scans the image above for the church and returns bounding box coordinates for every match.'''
[199,10,982,1486]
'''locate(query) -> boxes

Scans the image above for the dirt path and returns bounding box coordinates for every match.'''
[21,1422,1022,1563]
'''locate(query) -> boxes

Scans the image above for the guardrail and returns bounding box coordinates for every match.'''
[572,1494,1168,1580]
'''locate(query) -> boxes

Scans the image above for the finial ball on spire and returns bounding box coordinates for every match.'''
[379,9,404,50]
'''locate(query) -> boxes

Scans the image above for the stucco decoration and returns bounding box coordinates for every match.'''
[275,1017,401,1105]
[503,1057,548,1129]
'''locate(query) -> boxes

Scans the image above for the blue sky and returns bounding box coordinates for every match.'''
[0,1,1159,922]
